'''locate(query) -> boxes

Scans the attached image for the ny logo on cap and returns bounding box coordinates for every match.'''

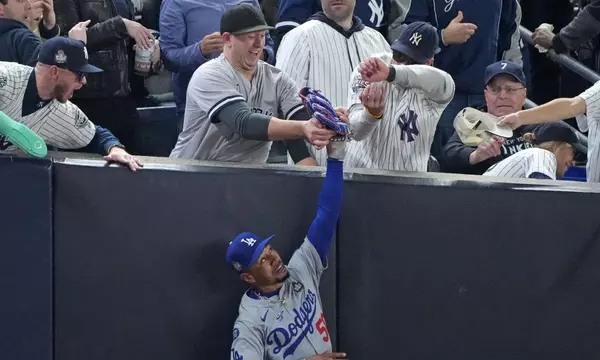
[241,238,256,246]
[55,50,67,64]
[410,32,423,46]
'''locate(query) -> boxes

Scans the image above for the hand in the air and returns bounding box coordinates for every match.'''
[469,136,505,165]
[497,112,522,129]
[68,20,90,44]
[122,18,154,50]
[303,118,336,150]
[307,351,348,359]
[359,84,385,118]
[442,11,477,45]
[532,27,554,49]
[358,56,389,82]
[104,147,143,172]
[200,32,224,56]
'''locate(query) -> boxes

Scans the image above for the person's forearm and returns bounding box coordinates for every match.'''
[307,158,343,261]
[390,64,455,103]
[517,98,583,125]
[162,43,206,73]
[348,105,380,141]
[267,118,305,140]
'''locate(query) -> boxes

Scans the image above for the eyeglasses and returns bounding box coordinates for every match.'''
[486,85,525,95]
[72,71,86,82]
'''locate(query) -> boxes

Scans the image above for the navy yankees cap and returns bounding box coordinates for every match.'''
[38,37,103,74]
[391,21,440,64]
[226,232,274,273]
[484,61,526,87]
[221,3,274,35]
[532,122,581,148]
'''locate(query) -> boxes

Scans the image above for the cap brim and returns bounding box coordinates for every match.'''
[487,123,513,138]
[248,235,274,268]
[391,42,430,64]
[485,71,525,86]
[231,25,274,35]
[76,64,103,73]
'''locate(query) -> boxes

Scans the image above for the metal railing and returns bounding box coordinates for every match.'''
[519,25,600,83]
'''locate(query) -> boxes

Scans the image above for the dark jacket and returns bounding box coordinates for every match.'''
[0,19,60,66]
[443,122,537,175]
[54,0,133,98]
[553,0,600,53]
[405,0,517,95]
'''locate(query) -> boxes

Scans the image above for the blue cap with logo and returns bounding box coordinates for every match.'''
[38,37,103,74]
[391,21,440,64]
[484,61,526,87]
[226,232,274,272]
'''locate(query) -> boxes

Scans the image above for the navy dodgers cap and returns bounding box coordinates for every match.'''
[391,21,440,64]
[484,61,526,87]
[38,37,103,74]
[220,3,274,35]
[226,232,274,273]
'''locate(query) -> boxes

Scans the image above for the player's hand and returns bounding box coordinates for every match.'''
[200,32,224,56]
[123,18,154,50]
[104,147,143,172]
[334,107,349,124]
[307,351,348,359]
[498,112,522,129]
[358,56,389,82]
[68,20,90,44]
[469,136,505,165]
[359,84,385,117]
[303,118,336,150]
[151,39,163,71]
[442,11,477,45]
[532,27,554,49]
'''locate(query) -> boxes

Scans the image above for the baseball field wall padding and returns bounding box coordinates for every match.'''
[1,153,600,360]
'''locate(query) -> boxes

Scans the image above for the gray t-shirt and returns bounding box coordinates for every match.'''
[230,239,332,360]
[170,55,304,163]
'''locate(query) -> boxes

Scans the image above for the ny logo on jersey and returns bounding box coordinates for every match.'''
[240,238,256,246]
[398,110,420,142]
[410,33,423,46]
[368,0,384,27]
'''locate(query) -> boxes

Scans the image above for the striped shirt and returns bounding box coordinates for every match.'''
[483,147,557,179]
[345,52,455,172]
[0,62,95,150]
[276,17,390,165]
[576,81,600,182]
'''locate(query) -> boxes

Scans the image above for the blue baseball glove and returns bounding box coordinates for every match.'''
[299,87,352,142]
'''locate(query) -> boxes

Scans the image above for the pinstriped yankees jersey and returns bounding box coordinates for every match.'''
[576,81,600,182]
[0,62,95,150]
[482,148,557,180]
[276,18,390,166]
[345,53,455,171]
[230,240,331,360]
[170,55,304,163]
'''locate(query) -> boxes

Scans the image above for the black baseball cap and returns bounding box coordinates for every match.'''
[38,37,103,74]
[391,21,440,64]
[484,61,526,87]
[220,3,274,35]
[532,122,585,153]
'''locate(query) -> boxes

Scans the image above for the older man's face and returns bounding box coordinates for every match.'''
[484,75,527,117]
[321,0,355,23]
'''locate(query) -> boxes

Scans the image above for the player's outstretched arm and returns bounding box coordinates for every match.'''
[499,97,587,128]
[389,64,455,103]
[306,143,345,262]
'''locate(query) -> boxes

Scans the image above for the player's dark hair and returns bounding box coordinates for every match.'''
[0,0,7,5]
[392,50,419,65]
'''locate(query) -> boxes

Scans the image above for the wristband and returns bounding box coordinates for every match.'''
[386,64,396,82]
[366,109,383,119]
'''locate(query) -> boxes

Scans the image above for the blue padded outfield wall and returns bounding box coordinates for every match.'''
[1,153,600,360]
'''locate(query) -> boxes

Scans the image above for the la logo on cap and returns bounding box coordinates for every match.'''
[55,50,67,64]
[240,238,256,246]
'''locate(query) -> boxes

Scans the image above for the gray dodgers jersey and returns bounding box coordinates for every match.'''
[0,62,95,149]
[170,55,304,163]
[230,240,332,360]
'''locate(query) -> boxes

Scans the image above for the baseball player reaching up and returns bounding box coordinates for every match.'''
[499,80,599,182]
[483,122,579,180]
[226,140,347,360]
[345,22,455,171]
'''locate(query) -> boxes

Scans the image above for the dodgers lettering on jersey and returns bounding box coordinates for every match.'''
[0,62,95,149]
[170,54,304,163]
[230,240,331,360]
[483,147,557,179]
[345,53,454,171]
[276,19,390,166]
[577,81,600,183]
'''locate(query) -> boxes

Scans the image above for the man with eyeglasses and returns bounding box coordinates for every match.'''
[442,61,536,175]
[0,37,142,171]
